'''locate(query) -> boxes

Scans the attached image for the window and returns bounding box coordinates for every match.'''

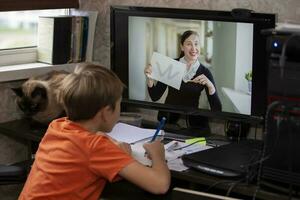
[0,9,68,66]
[0,9,68,50]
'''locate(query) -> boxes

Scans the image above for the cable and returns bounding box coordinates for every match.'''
[287,108,294,200]
[252,101,284,200]
[226,179,245,197]
[279,34,300,77]
[206,180,233,192]
[185,114,190,129]
[254,124,258,140]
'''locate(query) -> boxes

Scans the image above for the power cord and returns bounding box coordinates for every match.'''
[252,101,285,200]
[226,178,246,197]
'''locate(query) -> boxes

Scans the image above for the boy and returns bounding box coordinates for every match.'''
[19,63,170,199]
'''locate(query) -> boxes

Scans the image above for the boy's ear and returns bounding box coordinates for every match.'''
[100,105,113,122]
[12,87,23,97]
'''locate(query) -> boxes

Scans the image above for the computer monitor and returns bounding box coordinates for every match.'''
[110,6,275,124]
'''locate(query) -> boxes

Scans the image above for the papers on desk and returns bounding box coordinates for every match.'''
[107,122,163,144]
[165,141,212,171]
[107,122,212,172]
[131,140,212,171]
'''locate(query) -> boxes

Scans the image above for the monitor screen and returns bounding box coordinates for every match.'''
[111,6,275,123]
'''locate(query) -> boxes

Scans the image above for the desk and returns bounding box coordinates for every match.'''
[0,119,298,200]
[102,169,299,200]
[171,170,300,200]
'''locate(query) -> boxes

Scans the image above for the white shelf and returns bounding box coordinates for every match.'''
[221,87,251,115]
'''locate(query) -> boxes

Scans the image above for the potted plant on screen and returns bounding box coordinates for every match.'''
[245,70,252,94]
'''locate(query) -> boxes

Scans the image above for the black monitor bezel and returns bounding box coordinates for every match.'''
[110,6,276,124]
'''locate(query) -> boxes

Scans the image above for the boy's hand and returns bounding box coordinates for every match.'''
[143,140,165,161]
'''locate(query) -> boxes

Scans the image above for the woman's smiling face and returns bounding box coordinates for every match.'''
[181,34,200,63]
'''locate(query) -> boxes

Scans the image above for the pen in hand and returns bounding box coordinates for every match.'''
[150,117,166,142]
[144,117,167,158]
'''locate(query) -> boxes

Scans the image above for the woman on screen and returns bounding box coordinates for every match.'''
[144,30,222,125]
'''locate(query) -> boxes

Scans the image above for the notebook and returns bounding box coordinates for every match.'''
[182,140,262,178]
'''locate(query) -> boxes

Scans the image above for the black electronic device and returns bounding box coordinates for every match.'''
[225,120,250,140]
[262,101,300,186]
[110,6,275,124]
[259,29,300,192]
[263,29,300,104]
[182,140,262,178]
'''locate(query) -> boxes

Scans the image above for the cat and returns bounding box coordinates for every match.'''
[12,70,69,125]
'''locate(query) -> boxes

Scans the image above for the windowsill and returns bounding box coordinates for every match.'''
[0,62,77,83]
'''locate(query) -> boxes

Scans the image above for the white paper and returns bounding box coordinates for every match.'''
[107,122,163,144]
[164,141,212,162]
[131,142,152,166]
[167,158,189,172]
[130,140,212,172]
[150,52,186,90]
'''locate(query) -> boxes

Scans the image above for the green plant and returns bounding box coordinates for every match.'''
[245,70,252,81]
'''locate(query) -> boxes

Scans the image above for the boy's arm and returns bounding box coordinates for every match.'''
[118,140,171,194]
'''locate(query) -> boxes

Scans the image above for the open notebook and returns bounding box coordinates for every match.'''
[107,122,163,144]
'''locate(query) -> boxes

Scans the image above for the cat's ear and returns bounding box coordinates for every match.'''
[11,87,23,97]
[32,87,47,99]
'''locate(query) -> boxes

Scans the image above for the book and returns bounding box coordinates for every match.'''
[37,16,72,64]
[68,10,98,62]
[69,16,89,63]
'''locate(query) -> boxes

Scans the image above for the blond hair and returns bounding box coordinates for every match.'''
[61,63,124,121]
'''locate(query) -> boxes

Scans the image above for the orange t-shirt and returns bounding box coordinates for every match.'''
[19,117,135,200]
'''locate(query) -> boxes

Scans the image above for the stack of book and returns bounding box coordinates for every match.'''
[37,15,89,65]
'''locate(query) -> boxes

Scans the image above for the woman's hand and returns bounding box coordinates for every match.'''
[144,64,154,88]
[188,74,216,95]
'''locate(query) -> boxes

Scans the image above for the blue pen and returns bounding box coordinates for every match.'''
[150,117,166,142]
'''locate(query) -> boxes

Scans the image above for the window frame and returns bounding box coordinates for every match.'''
[0,0,79,81]
[0,0,78,67]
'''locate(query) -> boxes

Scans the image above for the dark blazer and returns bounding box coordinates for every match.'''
[147,62,222,125]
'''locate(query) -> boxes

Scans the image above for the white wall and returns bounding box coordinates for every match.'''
[234,23,253,92]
